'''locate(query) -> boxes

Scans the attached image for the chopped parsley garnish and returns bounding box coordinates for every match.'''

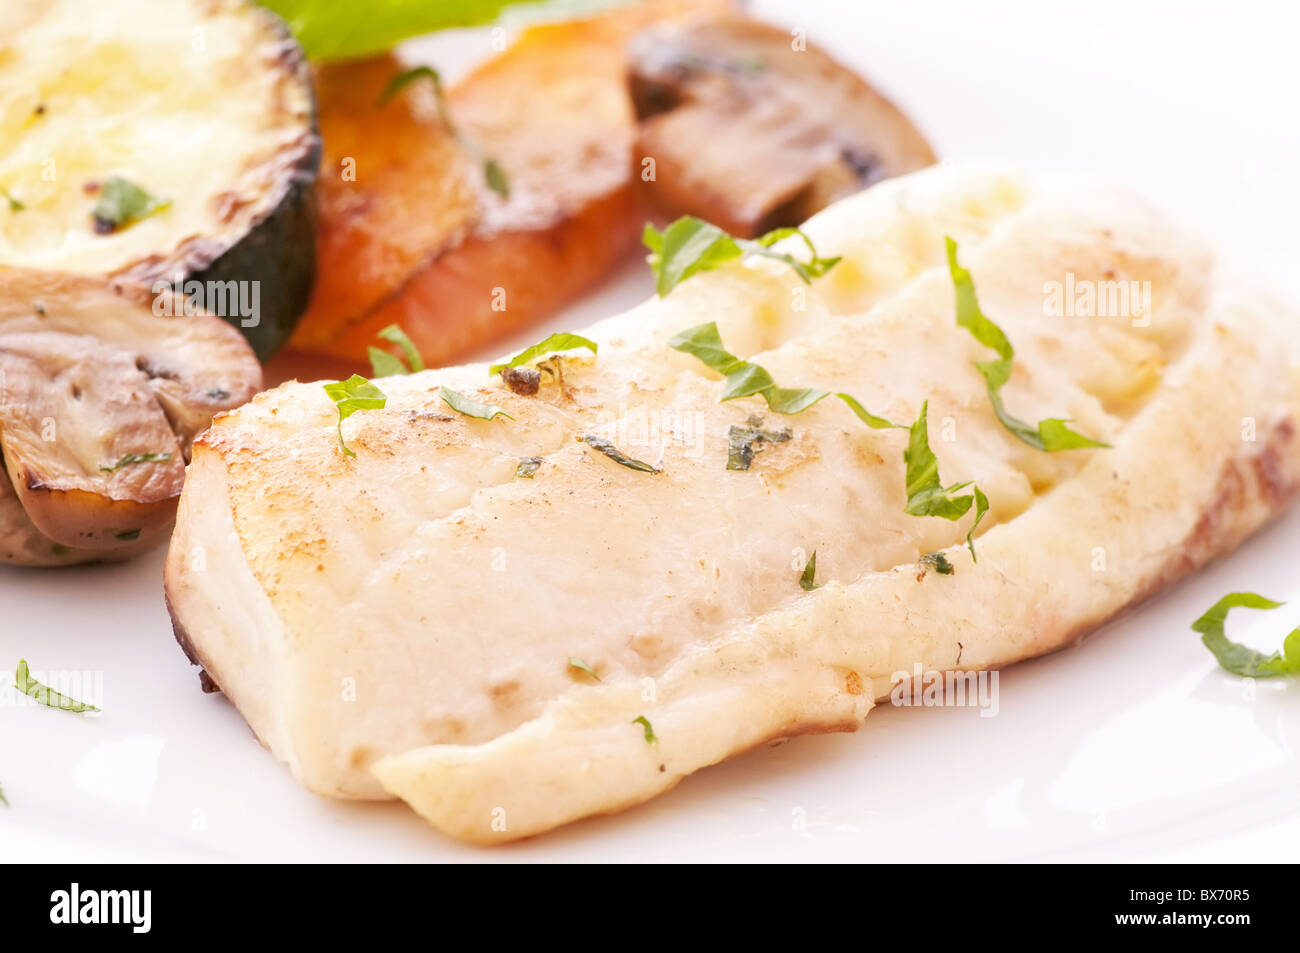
[516,456,543,478]
[378,65,508,198]
[440,385,513,421]
[99,452,171,472]
[633,715,658,744]
[1192,593,1300,677]
[0,783,7,806]
[489,332,597,376]
[903,401,989,561]
[368,324,424,377]
[644,217,840,296]
[323,374,387,457]
[578,435,660,473]
[91,176,171,234]
[945,237,1108,451]
[1,187,23,212]
[568,657,600,681]
[919,552,955,576]
[669,321,899,425]
[727,415,791,470]
[799,550,819,591]
[14,660,98,713]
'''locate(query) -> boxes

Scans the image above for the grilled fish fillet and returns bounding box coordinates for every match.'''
[165,165,1300,843]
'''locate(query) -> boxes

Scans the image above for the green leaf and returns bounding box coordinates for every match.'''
[919,551,955,576]
[91,176,170,233]
[259,0,549,61]
[644,217,839,296]
[1,187,23,212]
[670,322,894,426]
[632,715,658,744]
[568,657,600,681]
[799,550,819,591]
[945,237,1108,452]
[368,323,424,377]
[440,386,513,421]
[0,783,7,806]
[726,416,791,471]
[1191,593,1300,678]
[516,456,543,478]
[98,452,171,472]
[323,374,387,457]
[903,402,989,559]
[966,485,989,562]
[489,332,597,375]
[578,434,660,473]
[14,660,98,713]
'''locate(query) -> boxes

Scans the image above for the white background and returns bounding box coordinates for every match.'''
[2,0,1298,862]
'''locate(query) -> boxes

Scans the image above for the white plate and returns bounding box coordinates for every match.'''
[3,0,1298,862]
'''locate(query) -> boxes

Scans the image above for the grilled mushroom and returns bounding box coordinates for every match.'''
[628,16,936,237]
[0,268,260,565]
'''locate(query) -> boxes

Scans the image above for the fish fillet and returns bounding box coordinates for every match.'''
[164,165,1300,843]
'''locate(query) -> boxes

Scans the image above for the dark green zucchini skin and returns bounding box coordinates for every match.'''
[120,6,322,361]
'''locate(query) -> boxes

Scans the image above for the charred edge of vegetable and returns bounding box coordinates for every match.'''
[118,14,322,361]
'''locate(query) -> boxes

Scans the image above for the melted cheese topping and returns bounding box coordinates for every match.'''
[0,0,311,276]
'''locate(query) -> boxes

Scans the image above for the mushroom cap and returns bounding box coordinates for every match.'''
[628,15,937,236]
[0,267,261,564]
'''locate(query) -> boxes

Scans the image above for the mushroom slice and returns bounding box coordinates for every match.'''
[0,267,260,564]
[627,16,936,237]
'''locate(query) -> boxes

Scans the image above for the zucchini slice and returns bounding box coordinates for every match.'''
[0,267,261,565]
[0,0,321,359]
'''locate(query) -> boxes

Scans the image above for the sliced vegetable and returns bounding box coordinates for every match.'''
[14,659,99,713]
[946,237,1108,452]
[489,332,598,375]
[0,0,322,359]
[323,375,387,457]
[628,15,935,236]
[0,268,260,565]
[1192,593,1300,677]
[644,216,840,296]
[579,435,660,473]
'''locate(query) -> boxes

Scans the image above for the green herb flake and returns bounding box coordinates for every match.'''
[1192,593,1300,678]
[799,550,819,591]
[516,456,543,478]
[669,322,898,427]
[483,158,509,199]
[14,659,99,713]
[440,385,513,421]
[903,401,989,560]
[323,374,388,457]
[726,415,791,470]
[633,715,658,745]
[578,434,660,473]
[1,187,23,212]
[0,783,7,806]
[91,176,171,233]
[919,551,955,576]
[644,217,840,297]
[568,657,601,681]
[99,452,172,472]
[489,332,598,376]
[368,323,425,377]
[946,236,1108,452]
